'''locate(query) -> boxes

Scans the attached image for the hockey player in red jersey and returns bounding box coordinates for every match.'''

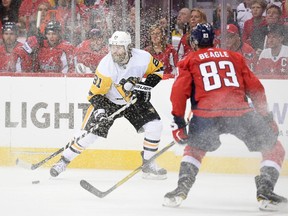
[74,28,108,73]
[37,21,75,73]
[163,23,287,211]
[0,22,23,72]
[14,36,40,72]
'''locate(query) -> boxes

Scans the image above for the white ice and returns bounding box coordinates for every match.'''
[1,167,287,216]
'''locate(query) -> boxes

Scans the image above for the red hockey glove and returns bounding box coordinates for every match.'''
[171,116,188,145]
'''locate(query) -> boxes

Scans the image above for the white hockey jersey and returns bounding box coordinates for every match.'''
[256,45,288,74]
[88,48,164,105]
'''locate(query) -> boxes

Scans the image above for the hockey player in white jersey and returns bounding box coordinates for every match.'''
[50,31,167,180]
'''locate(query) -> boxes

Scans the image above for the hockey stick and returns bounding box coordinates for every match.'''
[80,140,176,198]
[16,97,137,170]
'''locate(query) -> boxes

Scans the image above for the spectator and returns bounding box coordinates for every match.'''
[213,3,238,31]
[237,0,253,32]
[251,4,288,53]
[171,8,191,52]
[242,0,267,48]
[18,0,52,36]
[226,24,257,72]
[213,3,239,47]
[74,28,108,73]
[39,0,88,45]
[255,24,288,75]
[37,21,75,73]
[145,24,178,75]
[177,8,207,59]
[0,22,22,72]
[0,0,21,28]
[27,2,51,37]
[126,6,136,47]
[88,9,111,40]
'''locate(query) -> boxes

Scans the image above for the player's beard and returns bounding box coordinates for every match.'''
[111,52,128,64]
[4,38,17,49]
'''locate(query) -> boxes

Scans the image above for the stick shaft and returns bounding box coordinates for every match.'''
[80,141,176,198]
[17,98,137,170]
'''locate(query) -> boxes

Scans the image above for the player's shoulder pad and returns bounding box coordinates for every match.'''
[131,48,152,62]
[96,53,115,77]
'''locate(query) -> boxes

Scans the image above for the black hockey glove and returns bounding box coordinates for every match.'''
[171,116,188,145]
[132,82,152,103]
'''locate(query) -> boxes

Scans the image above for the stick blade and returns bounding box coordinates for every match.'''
[80,180,107,198]
[15,158,33,170]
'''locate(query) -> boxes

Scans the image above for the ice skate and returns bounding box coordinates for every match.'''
[255,175,288,211]
[50,156,70,177]
[141,151,167,180]
[163,186,187,207]
[163,177,193,207]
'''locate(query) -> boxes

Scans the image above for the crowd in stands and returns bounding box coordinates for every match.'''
[0,0,287,77]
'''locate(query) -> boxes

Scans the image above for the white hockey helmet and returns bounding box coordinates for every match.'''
[109,31,131,50]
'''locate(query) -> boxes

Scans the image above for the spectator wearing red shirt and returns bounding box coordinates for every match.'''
[74,28,108,73]
[46,0,92,45]
[145,24,178,75]
[0,22,22,72]
[250,4,288,53]
[242,0,267,49]
[36,21,75,73]
[177,8,207,59]
[226,24,257,72]
[18,0,51,34]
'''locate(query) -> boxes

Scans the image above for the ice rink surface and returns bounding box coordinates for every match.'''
[1,166,287,216]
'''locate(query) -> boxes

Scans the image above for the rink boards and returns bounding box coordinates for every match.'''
[0,74,287,175]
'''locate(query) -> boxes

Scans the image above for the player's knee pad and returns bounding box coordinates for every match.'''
[142,119,163,141]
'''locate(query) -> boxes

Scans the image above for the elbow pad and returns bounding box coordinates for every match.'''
[144,74,162,87]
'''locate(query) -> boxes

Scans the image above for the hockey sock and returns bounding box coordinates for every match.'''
[63,132,98,161]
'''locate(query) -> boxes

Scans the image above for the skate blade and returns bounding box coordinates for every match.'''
[142,172,167,180]
[259,200,288,212]
[163,197,183,208]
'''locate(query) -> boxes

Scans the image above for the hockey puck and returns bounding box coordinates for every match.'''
[32,180,40,184]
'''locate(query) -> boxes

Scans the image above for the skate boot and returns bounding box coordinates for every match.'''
[50,156,70,177]
[141,151,167,180]
[163,176,195,207]
[255,175,287,211]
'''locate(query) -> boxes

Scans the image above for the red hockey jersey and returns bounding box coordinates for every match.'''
[0,42,23,72]
[171,47,268,118]
[74,40,109,73]
[37,40,75,73]
[235,42,257,72]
